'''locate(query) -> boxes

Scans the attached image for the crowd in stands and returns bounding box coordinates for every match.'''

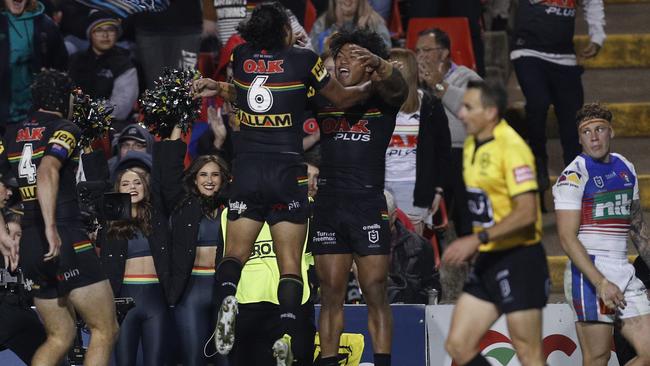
[0,0,611,365]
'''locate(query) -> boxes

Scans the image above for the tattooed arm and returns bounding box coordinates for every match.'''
[630,199,650,266]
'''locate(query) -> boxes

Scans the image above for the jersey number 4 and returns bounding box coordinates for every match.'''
[19,143,38,184]
[247,75,274,113]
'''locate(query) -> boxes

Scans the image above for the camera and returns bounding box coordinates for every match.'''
[77,181,131,222]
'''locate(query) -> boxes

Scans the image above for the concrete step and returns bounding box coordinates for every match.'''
[576,3,650,35]
[575,34,650,68]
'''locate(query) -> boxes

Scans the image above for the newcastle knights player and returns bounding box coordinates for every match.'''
[310,29,407,366]
[192,3,372,365]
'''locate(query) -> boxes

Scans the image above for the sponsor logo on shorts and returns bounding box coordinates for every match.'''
[313,231,336,245]
[57,268,80,282]
[513,165,535,184]
[368,230,379,244]
[229,201,248,214]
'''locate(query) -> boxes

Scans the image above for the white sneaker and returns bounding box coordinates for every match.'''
[272,334,293,366]
[214,295,238,355]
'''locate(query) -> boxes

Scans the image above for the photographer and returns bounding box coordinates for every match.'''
[0,174,47,364]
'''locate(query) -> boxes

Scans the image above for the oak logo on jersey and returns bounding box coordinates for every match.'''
[16,127,46,142]
[243,59,284,74]
[311,57,327,82]
[466,187,495,228]
[593,191,632,219]
[557,170,582,187]
[49,130,76,155]
[321,118,371,142]
[237,110,292,128]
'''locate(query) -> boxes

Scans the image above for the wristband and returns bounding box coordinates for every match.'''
[478,230,489,244]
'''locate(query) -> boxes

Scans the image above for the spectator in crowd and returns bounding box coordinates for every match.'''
[384,190,438,305]
[98,168,172,366]
[57,0,91,55]
[408,0,485,77]
[210,0,312,52]
[0,0,67,130]
[108,123,154,181]
[309,0,391,54]
[385,48,450,235]
[159,125,229,366]
[133,0,207,88]
[416,28,480,238]
[69,10,138,131]
[511,0,605,200]
[368,0,390,20]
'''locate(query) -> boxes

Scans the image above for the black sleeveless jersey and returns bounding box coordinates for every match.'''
[316,95,398,194]
[3,112,82,223]
[231,43,330,154]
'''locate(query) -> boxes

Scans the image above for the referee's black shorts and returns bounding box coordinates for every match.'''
[20,223,106,299]
[463,243,550,313]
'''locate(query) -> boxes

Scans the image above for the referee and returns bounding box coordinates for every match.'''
[442,81,550,366]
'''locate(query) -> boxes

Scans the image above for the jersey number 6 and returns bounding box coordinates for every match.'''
[247,75,274,113]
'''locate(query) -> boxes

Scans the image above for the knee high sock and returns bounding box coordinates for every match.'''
[214,257,243,308]
[277,274,303,337]
[374,353,391,366]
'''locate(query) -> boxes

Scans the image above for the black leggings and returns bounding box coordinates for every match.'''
[173,274,227,366]
[115,283,171,366]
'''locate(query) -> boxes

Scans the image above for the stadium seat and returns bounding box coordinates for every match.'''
[405,17,477,71]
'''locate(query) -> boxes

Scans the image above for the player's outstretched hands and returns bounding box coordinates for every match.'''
[598,278,626,310]
[192,78,222,99]
[349,44,381,71]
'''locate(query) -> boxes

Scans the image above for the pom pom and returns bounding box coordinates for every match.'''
[139,68,201,137]
[71,89,114,148]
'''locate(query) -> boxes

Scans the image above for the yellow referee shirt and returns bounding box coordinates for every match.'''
[463,120,542,252]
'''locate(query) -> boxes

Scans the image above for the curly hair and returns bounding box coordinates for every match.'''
[107,169,152,240]
[180,155,231,213]
[576,102,612,127]
[328,27,390,60]
[237,2,289,51]
[31,69,74,117]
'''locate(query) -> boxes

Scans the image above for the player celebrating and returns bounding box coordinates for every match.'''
[192,2,371,365]
[553,103,650,366]
[2,70,118,366]
[443,81,549,366]
[310,28,407,366]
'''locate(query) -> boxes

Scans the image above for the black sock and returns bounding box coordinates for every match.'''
[374,353,391,366]
[318,356,338,366]
[277,274,303,337]
[466,352,491,366]
[213,257,242,308]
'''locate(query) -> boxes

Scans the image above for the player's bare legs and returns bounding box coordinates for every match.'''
[506,309,545,366]
[355,254,392,353]
[31,298,77,366]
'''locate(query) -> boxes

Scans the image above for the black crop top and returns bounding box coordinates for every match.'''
[126,231,151,259]
[196,216,221,247]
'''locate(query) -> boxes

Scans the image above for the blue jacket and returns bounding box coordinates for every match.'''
[0,6,68,131]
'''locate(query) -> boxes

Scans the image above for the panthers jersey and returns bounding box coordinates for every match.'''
[316,96,399,194]
[4,112,82,223]
[463,120,541,252]
[231,43,330,154]
[553,153,638,256]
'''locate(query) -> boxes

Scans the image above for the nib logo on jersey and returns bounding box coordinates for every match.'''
[593,190,632,219]
[321,117,371,142]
